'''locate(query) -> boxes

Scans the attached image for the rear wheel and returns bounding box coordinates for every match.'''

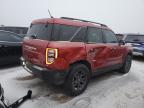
[119,55,132,74]
[64,64,90,96]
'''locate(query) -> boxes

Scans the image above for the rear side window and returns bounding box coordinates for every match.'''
[87,27,103,43]
[71,27,86,42]
[0,31,22,42]
[52,24,80,41]
[59,25,79,41]
[102,29,118,43]
[27,24,52,40]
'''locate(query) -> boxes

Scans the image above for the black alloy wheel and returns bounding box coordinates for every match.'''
[64,64,90,96]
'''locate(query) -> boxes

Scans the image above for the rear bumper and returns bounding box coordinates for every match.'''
[20,57,68,85]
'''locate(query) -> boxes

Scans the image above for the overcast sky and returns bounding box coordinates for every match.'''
[0,0,144,33]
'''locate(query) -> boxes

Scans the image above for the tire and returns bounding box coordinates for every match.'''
[119,55,132,74]
[64,64,90,96]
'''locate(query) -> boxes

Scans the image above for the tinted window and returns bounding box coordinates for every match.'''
[87,27,103,43]
[125,35,144,42]
[0,31,22,42]
[59,25,79,41]
[103,30,117,43]
[52,24,60,41]
[28,24,80,41]
[27,24,52,40]
[71,27,86,42]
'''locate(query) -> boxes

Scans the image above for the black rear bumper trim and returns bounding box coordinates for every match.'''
[20,57,68,85]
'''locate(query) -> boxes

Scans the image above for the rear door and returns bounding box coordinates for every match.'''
[85,27,109,72]
[102,29,124,65]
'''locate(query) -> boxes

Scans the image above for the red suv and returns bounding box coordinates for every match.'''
[21,17,132,96]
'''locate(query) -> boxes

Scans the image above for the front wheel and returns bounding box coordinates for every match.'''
[64,64,90,96]
[119,55,132,74]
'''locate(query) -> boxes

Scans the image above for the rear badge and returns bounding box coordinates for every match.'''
[25,45,37,51]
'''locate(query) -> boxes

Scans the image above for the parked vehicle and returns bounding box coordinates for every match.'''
[21,17,132,96]
[117,34,144,57]
[0,30,23,65]
[125,34,144,56]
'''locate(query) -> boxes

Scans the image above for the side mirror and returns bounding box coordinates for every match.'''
[31,35,37,39]
[119,40,125,45]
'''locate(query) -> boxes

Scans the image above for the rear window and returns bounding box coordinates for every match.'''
[27,24,82,41]
[125,35,144,42]
[27,24,52,40]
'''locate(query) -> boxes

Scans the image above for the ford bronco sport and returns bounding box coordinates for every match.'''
[21,17,132,96]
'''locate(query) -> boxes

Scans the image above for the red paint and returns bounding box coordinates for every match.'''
[23,18,132,73]
[32,18,110,30]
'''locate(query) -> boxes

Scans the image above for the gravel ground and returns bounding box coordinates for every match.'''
[0,56,144,108]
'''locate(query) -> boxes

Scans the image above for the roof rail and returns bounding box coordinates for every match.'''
[61,17,107,27]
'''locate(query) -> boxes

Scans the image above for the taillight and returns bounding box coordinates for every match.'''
[46,48,58,64]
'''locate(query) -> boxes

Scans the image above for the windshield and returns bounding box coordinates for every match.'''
[125,35,144,42]
[27,24,52,40]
